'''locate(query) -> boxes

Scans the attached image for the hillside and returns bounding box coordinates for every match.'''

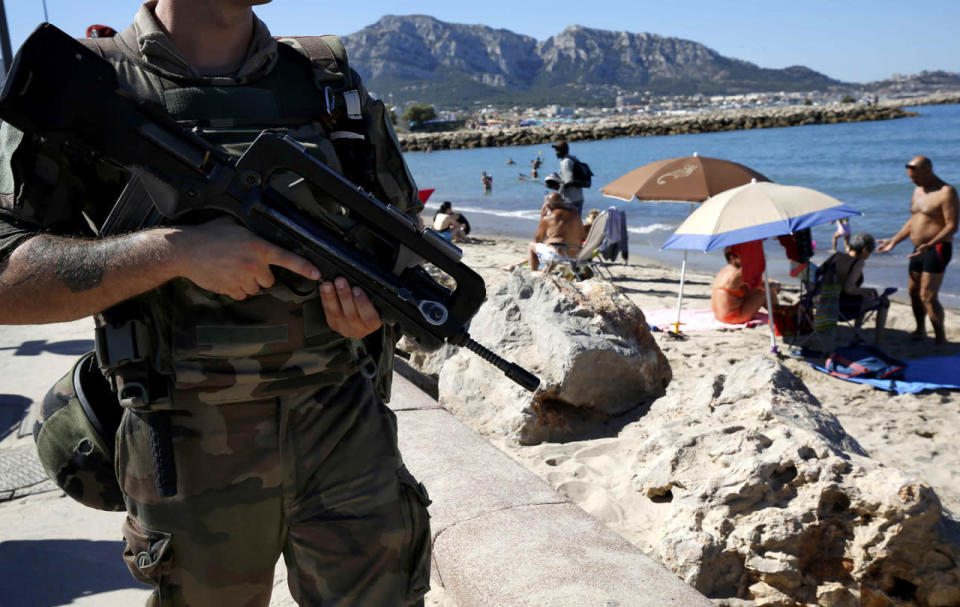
[342,15,847,107]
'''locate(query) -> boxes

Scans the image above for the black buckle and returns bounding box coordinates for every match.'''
[95,320,151,371]
[322,87,363,122]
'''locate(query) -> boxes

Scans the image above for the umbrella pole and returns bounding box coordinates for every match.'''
[671,203,695,334]
[764,269,777,354]
[672,251,688,334]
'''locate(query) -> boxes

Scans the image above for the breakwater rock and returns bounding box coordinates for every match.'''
[397,104,914,152]
[438,271,671,445]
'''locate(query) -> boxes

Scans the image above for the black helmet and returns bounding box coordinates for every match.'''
[33,352,125,511]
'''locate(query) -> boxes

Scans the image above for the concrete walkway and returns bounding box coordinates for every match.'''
[0,319,710,606]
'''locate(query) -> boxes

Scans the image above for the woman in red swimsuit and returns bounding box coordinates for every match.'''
[711,247,778,324]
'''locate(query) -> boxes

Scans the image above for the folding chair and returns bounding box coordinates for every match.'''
[559,207,629,280]
[783,261,838,354]
[786,254,889,353]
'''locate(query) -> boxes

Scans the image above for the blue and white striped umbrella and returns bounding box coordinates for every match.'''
[661,181,861,252]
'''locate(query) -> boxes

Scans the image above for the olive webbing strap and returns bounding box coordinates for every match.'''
[280,35,353,90]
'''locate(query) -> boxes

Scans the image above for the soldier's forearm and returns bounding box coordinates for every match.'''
[0,228,180,324]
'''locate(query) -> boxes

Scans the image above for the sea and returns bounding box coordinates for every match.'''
[403,103,960,307]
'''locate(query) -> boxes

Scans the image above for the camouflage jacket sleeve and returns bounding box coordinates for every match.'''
[0,121,127,260]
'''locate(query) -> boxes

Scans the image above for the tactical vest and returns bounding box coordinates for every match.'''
[80,34,418,408]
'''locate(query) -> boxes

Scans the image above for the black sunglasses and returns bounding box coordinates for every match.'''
[905,164,921,169]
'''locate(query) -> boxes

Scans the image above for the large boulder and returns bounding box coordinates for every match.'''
[626,355,960,606]
[438,271,671,444]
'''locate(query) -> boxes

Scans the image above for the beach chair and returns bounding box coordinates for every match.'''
[787,255,890,354]
[552,209,624,280]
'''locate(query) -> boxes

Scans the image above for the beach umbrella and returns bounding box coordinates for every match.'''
[661,181,861,252]
[600,155,770,203]
[662,181,861,352]
[600,154,771,333]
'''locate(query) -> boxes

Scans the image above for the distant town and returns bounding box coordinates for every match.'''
[395,86,960,134]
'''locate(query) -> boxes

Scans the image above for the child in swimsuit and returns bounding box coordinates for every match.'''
[832,218,851,252]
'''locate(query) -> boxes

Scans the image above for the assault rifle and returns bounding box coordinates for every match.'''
[0,24,540,392]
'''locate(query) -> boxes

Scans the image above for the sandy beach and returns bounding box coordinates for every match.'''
[448,233,960,542]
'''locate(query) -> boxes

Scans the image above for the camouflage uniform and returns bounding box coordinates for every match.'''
[0,2,431,605]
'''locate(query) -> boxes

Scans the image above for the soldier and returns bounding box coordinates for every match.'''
[0,1,431,605]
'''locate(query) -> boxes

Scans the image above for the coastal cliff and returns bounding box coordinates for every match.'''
[397,104,915,152]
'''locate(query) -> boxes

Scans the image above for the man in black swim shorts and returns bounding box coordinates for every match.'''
[878,156,959,344]
[909,242,952,275]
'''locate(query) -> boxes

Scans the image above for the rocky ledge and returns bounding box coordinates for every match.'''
[397,104,915,152]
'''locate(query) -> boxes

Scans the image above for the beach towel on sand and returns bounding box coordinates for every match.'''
[645,308,767,332]
[823,345,906,381]
[811,353,960,394]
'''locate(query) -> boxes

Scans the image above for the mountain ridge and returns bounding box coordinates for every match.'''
[341,15,847,107]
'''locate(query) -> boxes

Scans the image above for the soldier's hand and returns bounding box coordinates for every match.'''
[320,277,382,338]
[171,216,321,300]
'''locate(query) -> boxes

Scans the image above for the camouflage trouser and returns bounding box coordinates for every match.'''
[115,372,432,606]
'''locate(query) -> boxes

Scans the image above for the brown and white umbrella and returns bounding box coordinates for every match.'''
[600,154,771,203]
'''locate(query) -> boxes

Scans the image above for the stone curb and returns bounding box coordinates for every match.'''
[390,374,712,605]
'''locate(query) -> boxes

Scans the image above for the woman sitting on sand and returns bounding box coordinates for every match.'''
[711,247,778,324]
[433,201,467,243]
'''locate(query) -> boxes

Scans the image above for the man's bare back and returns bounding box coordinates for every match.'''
[510,193,585,272]
[538,207,585,257]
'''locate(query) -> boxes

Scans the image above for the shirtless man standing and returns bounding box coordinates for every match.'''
[877,156,959,344]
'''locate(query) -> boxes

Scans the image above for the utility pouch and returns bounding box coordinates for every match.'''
[94,317,170,410]
[94,305,177,498]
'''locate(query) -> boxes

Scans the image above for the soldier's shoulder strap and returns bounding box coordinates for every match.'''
[276,35,363,124]
[277,35,354,90]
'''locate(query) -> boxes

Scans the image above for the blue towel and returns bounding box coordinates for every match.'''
[600,207,628,263]
[812,353,960,394]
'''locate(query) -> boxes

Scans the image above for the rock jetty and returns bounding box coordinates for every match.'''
[397,104,914,152]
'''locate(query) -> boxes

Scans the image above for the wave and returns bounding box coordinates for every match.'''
[424,203,545,222]
[627,222,674,235]
[426,203,678,234]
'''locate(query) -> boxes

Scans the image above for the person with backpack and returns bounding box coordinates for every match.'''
[551,140,592,216]
[0,1,431,605]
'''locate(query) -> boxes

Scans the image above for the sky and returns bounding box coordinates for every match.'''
[3,1,959,83]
